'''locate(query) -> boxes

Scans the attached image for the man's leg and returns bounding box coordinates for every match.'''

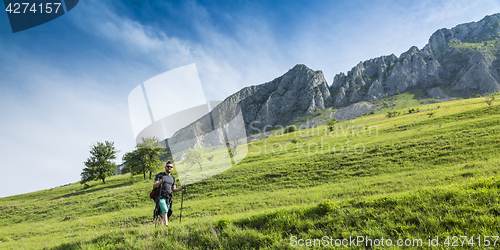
[158,198,170,226]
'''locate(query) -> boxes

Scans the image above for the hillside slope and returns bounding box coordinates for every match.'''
[1,95,499,249]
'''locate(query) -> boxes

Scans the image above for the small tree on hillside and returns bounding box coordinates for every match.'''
[485,95,495,106]
[122,137,165,180]
[284,125,297,134]
[122,150,144,178]
[326,118,338,132]
[226,138,239,157]
[81,141,117,184]
[184,145,206,171]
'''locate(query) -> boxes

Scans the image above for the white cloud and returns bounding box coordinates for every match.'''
[268,0,500,82]
[70,0,287,101]
[1,0,499,197]
[0,45,137,197]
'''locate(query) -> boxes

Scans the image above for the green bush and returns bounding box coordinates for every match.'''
[315,199,337,215]
[0,235,11,242]
[485,95,495,106]
[215,217,231,230]
[386,111,399,118]
[326,118,338,132]
[408,108,420,113]
[284,126,297,134]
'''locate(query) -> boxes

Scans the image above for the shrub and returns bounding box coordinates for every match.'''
[215,217,231,230]
[326,118,338,132]
[485,95,495,106]
[284,126,297,134]
[315,199,336,215]
[408,108,420,113]
[386,111,400,118]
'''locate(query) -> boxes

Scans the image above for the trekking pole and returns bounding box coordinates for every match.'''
[154,182,163,227]
[179,186,186,224]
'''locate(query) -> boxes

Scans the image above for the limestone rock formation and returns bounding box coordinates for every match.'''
[168,64,332,149]
[167,13,500,151]
[329,13,500,105]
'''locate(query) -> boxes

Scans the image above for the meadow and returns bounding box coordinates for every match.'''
[1,92,499,249]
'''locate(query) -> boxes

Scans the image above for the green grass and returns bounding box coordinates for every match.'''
[1,95,500,249]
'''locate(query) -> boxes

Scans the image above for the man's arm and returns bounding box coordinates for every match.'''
[172,184,186,193]
[153,179,164,188]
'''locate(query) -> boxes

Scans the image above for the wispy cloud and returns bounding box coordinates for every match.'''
[69,0,288,101]
[1,0,499,197]
[0,51,135,196]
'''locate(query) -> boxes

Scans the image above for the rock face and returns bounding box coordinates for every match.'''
[428,87,449,99]
[297,102,380,129]
[168,64,332,147]
[168,13,500,149]
[330,13,500,104]
[237,64,332,133]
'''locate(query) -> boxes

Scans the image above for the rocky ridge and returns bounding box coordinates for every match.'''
[166,64,332,150]
[331,13,500,105]
[167,13,500,149]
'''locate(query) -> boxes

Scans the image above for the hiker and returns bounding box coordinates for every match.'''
[153,161,186,226]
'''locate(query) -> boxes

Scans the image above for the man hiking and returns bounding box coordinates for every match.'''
[153,161,185,226]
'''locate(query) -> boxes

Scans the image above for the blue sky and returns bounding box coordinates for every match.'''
[1,0,499,198]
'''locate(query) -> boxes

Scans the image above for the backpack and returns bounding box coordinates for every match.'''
[150,185,173,200]
[150,172,168,200]
[149,187,159,200]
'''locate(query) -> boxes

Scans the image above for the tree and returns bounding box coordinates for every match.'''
[122,150,144,179]
[122,137,166,180]
[326,118,338,132]
[81,141,117,184]
[408,108,420,113]
[283,125,297,134]
[386,111,400,118]
[184,145,206,171]
[226,138,239,157]
[485,95,495,106]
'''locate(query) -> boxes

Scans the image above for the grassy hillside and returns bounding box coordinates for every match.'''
[1,95,500,249]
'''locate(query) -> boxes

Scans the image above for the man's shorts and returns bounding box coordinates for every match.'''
[159,198,170,215]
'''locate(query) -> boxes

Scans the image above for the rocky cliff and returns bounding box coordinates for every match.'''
[331,13,500,105]
[168,13,500,150]
[235,64,332,132]
[167,64,331,149]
